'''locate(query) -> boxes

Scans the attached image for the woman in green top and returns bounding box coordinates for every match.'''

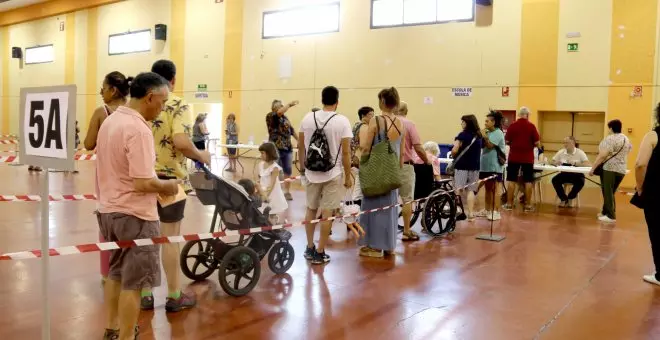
[477,110,506,221]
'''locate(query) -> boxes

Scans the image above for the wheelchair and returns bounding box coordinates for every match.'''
[180,167,295,297]
[398,178,463,237]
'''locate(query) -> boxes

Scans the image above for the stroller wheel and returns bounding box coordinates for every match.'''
[267,242,295,274]
[421,190,457,237]
[218,246,261,297]
[180,240,219,281]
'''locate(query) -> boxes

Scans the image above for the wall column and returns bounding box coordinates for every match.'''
[1,27,9,134]
[222,0,244,126]
[607,0,658,188]
[517,0,560,124]
[170,0,186,95]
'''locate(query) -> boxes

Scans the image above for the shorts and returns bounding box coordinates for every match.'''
[506,162,534,183]
[277,149,293,176]
[399,164,415,203]
[413,163,434,199]
[454,170,480,193]
[97,212,161,291]
[479,171,503,182]
[193,140,206,150]
[306,175,342,211]
[156,175,186,223]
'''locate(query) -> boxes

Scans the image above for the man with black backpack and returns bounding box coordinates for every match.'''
[298,86,353,264]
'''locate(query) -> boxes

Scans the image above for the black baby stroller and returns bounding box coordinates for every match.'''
[180,166,295,296]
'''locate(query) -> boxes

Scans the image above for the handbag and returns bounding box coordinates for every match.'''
[446,137,476,176]
[630,192,645,209]
[594,140,625,177]
[359,116,402,197]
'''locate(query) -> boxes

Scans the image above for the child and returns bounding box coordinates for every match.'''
[238,178,263,212]
[258,142,288,222]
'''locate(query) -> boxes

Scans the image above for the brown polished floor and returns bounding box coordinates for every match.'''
[0,155,658,340]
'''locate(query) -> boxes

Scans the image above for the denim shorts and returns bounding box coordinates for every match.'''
[277,149,293,176]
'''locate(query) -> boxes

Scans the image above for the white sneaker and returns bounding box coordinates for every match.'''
[474,210,489,218]
[487,211,501,221]
[598,215,616,223]
[643,274,660,286]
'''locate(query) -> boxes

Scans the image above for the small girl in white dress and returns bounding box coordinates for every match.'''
[258,142,288,221]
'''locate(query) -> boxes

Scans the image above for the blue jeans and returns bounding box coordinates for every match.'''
[277,149,293,176]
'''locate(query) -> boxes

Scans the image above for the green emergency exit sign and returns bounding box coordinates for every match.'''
[567,43,579,52]
[197,84,207,92]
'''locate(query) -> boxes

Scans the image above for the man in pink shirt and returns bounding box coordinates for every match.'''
[395,102,429,241]
[96,72,180,340]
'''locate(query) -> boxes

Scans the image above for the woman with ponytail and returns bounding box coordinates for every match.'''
[84,71,132,150]
[85,71,132,287]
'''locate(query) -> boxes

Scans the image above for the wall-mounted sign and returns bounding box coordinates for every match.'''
[567,43,579,52]
[452,87,472,97]
[501,86,510,97]
[633,85,643,97]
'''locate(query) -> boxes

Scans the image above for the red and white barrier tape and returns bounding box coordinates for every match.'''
[0,176,302,202]
[0,154,95,163]
[0,194,97,202]
[0,176,496,260]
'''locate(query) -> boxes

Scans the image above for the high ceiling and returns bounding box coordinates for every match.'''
[0,0,49,13]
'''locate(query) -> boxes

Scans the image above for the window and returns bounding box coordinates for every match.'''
[371,0,474,28]
[108,29,151,55]
[262,2,340,39]
[25,45,54,64]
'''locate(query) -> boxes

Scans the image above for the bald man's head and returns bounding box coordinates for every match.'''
[396,101,408,116]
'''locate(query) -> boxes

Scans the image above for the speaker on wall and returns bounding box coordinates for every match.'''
[11,47,22,59]
[476,0,492,5]
[155,24,167,41]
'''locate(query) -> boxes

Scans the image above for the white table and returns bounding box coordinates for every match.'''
[214,142,300,177]
[215,143,259,173]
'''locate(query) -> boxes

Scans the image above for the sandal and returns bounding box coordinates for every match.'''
[402,231,420,241]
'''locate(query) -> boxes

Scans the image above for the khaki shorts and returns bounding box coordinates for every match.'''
[306,175,342,211]
[399,164,416,203]
[98,212,161,291]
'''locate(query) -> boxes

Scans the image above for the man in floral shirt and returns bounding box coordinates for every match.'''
[140,60,210,313]
[266,99,299,200]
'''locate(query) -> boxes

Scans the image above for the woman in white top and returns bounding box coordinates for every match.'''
[589,119,632,223]
[258,142,288,219]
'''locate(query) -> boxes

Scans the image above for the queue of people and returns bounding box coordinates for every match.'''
[85,62,644,336]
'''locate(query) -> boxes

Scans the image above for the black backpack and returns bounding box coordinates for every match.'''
[305,112,339,172]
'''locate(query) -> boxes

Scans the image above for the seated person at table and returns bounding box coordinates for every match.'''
[551,136,590,207]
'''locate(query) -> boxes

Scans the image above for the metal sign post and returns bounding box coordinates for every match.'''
[18,85,76,340]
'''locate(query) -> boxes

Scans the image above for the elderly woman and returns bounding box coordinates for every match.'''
[589,119,632,223]
[266,99,299,200]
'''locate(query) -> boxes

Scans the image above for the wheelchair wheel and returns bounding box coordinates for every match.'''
[218,246,261,297]
[267,242,295,274]
[180,240,218,281]
[422,190,457,237]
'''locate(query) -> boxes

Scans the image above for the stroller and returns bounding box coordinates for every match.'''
[180,166,295,297]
